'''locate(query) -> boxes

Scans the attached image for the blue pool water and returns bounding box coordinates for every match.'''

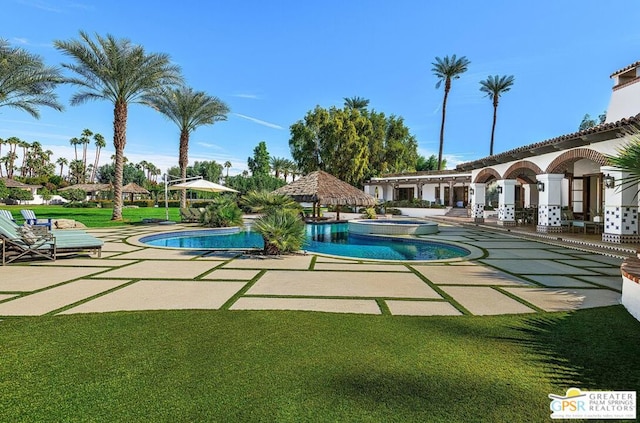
[141,223,469,261]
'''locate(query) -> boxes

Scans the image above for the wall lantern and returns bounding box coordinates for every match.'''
[469,188,475,196]
[536,181,545,192]
[496,185,503,194]
[604,174,615,189]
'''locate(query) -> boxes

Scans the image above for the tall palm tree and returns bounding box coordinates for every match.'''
[432,54,470,170]
[4,137,20,178]
[0,138,4,177]
[55,31,183,220]
[224,160,232,179]
[56,157,68,178]
[479,74,515,156]
[144,86,229,208]
[343,96,369,111]
[69,137,80,161]
[270,156,288,179]
[90,133,106,183]
[18,140,30,177]
[0,39,63,118]
[80,128,93,176]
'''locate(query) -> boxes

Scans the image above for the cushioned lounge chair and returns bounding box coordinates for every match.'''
[179,208,196,223]
[0,215,103,264]
[20,209,52,229]
[0,209,15,222]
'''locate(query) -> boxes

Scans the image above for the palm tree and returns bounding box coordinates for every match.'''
[4,137,20,178]
[80,128,93,176]
[343,96,369,111]
[55,31,183,220]
[282,159,295,182]
[69,137,80,161]
[18,140,30,177]
[479,74,515,156]
[90,133,106,183]
[270,156,288,179]
[56,157,68,178]
[0,138,4,177]
[607,130,640,192]
[0,39,63,118]
[144,86,229,208]
[432,54,470,170]
[224,160,232,179]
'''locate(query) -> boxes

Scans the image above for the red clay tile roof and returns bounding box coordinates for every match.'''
[610,61,640,78]
[455,114,640,171]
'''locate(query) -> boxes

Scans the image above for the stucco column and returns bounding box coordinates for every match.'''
[497,179,517,226]
[470,183,485,223]
[536,174,564,233]
[601,166,639,243]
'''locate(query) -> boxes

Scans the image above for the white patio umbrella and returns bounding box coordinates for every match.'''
[169,179,238,193]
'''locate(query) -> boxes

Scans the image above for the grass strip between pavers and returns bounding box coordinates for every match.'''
[405,265,471,315]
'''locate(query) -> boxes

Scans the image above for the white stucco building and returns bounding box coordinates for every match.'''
[364,60,640,243]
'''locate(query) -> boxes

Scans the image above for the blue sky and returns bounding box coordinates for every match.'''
[2,0,640,176]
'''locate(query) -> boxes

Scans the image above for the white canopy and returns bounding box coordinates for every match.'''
[169,179,238,193]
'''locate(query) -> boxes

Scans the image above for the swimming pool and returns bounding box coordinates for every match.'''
[140,223,470,261]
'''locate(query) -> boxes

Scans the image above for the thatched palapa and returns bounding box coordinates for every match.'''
[122,182,150,195]
[273,171,376,219]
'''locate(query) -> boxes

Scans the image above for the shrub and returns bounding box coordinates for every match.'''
[59,189,87,202]
[360,207,377,219]
[201,197,244,228]
[253,209,305,255]
[8,188,33,202]
[241,191,301,215]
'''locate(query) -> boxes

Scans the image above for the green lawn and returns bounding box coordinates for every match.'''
[0,205,181,227]
[1,306,638,422]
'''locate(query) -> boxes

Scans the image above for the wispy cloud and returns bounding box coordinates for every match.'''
[11,37,29,45]
[231,93,261,100]
[233,113,283,130]
[196,141,223,150]
[17,0,62,13]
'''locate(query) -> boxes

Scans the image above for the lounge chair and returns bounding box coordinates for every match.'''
[20,209,52,229]
[180,208,197,223]
[0,209,15,222]
[561,210,579,232]
[190,207,205,222]
[0,215,103,264]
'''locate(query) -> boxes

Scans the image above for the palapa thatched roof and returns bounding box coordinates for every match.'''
[122,182,150,195]
[273,170,377,206]
[59,183,111,193]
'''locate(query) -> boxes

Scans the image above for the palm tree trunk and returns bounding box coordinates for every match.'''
[437,79,451,171]
[112,100,128,221]
[179,129,189,209]
[490,99,498,156]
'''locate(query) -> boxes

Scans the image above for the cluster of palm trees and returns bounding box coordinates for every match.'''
[1,33,231,218]
[0,137,54,178]
[269,157,300,182]
[432,55,515,168]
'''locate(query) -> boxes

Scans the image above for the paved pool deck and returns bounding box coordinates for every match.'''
[0,221,628,318]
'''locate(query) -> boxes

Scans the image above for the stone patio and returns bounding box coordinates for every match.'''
[0,223,627,317]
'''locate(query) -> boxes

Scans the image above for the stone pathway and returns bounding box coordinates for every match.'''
[0,223,625,317]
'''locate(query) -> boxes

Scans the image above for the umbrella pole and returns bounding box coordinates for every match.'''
[164,174,169,221]
[336,205,340,221]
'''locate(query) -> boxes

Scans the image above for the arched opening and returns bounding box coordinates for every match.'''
[547,149,608,220]
[504,161,544,209]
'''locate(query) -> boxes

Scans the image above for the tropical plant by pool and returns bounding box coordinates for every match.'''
[253,209,306,255]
